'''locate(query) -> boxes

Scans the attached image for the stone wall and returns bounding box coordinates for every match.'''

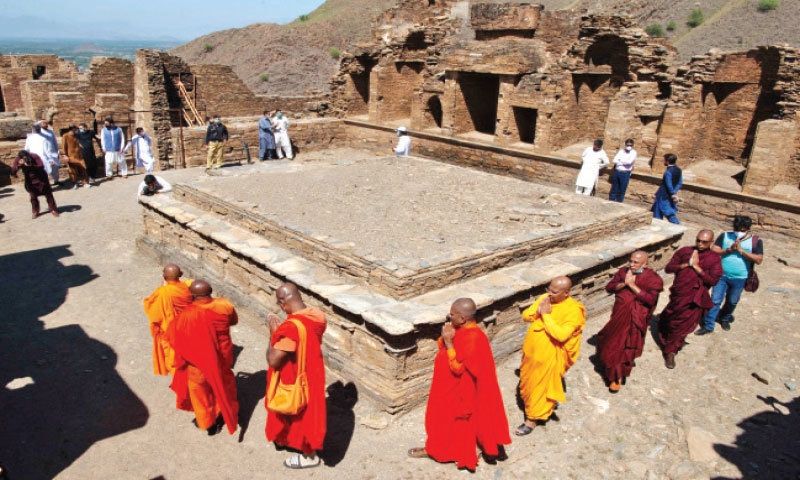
[171,117,344,168]
[20,79,87,121]
[345,121,800,239]
[0,139,25,186]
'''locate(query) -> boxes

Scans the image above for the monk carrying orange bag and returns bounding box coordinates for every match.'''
[266,319,309,415]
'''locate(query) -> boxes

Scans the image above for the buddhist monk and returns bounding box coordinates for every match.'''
[61,125,90,188]
[408,298,511,472]
[265,283,327,469]
[657,230,722,369]
[597,251,664,392]
[516,276,585,435]
[142,264,193,376]
[168,280,239,435]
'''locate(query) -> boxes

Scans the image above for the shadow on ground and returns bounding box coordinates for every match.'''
[236,369,267,443]
[0,245,148,480]
[320,381,358,467]
[713,395,800,479]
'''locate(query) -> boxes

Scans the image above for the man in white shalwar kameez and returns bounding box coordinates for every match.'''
[39,121,62,184]
[124,127,155,174]
[394,126,411,157]
[272,110,293,159]
[25,124,60,185]
[101,118,127,178]
[575,139,609,196]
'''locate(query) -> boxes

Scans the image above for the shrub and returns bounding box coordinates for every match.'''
[329,47,341,60]
[259,73,269,82]
[757,0,779,12]
[298,14,310,22]
[645,23,665,37]
[203,43,213,53]
[666,20,677,31]
[686,8,704,28]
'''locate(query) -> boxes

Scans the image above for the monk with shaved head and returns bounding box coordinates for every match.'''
[143,264,192,375]
[597,251,664,392]
[167,279,239,436]
[265,282,327,469]
[516,276,585,435]
[657,229,722,369]
[409,298,510,472]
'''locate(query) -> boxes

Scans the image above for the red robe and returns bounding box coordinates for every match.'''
[168,299,239,434]
[598,267,663,383]
[658,247,722,354]
[424,323,511,471]
[265,308,327,454]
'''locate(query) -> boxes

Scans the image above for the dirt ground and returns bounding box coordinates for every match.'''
[1,159,798,480]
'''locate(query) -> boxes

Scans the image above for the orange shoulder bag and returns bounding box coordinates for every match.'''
[266,318,309,415]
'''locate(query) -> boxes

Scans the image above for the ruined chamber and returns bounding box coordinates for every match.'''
[139,153,684,413]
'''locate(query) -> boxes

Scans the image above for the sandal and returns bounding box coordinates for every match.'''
[514,423,535,436]
[284,454,321,469]
[407,447,428,459]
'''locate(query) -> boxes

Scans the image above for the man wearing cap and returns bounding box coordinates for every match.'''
[395,126,411,157]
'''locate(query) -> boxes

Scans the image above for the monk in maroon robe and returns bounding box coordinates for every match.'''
[408,298,511,472]
[598,251,663,392]
[11,150,58,219]
[658,230,722,368]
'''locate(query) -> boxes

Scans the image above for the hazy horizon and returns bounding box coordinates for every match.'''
[0,0,327,42]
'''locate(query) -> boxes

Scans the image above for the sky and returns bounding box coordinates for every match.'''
[0,0,327,41]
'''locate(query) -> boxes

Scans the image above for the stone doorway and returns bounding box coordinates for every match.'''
[458,72,499,135]
[513,106,537,144]
[426,95,443,128]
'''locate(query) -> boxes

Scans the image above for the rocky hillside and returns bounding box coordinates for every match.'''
[174,0,800,96]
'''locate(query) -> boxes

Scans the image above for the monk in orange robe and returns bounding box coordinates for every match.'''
[168,280,239,435]
[143,264,193,375]
[597,251,663,392]
[516,276,585,435]
[409,298,511,472]
[265,283,327,469]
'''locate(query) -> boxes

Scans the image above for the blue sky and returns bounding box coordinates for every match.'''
[0,0,326,41]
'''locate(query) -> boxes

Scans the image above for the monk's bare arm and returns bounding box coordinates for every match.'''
[267,347,291,369]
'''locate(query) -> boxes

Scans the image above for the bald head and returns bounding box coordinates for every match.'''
[453,297,476,317]
[276,282,306,314]
[547,276,572,304]
[163,263,183,281]
[190,280,212,298]
[629,251,648,272]
[695,229,714,251]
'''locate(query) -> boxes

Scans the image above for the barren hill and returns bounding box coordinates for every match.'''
[173,0,800,96]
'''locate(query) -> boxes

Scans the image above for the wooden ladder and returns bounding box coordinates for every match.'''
[176,80,204,126]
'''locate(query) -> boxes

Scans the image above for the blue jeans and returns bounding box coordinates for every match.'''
[702,276,747,330]
[609,170,631,202]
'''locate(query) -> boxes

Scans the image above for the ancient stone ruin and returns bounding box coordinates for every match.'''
[3,1,800,411]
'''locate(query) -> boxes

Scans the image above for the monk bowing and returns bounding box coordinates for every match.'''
[265,283,327,469]
[409,298,510,472]
[167,280,239,435]
[597,251,664,392]
[517,276,585,435]
[143,264,192,375]
[658,229,722,369]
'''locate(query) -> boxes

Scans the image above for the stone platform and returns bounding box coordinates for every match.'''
[138,152,685,412]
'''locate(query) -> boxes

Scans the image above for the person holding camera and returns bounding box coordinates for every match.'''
[11,150,59,219]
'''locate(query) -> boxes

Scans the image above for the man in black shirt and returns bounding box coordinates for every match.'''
[205,114,229,170]
[74,123,100,184]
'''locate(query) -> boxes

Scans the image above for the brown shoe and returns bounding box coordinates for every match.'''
[609,381,621,393]
[664,352,676,369]
[408,447,428,459]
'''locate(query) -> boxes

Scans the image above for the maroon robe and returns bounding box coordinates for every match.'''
[657,247,722,354]
[11,153,58,216]
[598,267,663,383]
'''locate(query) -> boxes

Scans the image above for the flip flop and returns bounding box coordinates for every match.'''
[514,423,534,436]
[284,454,321,469]
[407,447,428,458]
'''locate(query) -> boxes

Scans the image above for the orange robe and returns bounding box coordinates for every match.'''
[142,279,193,375]
[265,308,327,454]
[168,298,239,433]
[519,294,585,421]
[61,130,88,183]
[424,322,511,471]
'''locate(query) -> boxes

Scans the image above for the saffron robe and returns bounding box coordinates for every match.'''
[142,279,193,375]
[168,298,239,433]
[424,323,511,471]
[598,268,663,383]
[658,247,722,354]
[265,308,327,454]
[519,294,585,421]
